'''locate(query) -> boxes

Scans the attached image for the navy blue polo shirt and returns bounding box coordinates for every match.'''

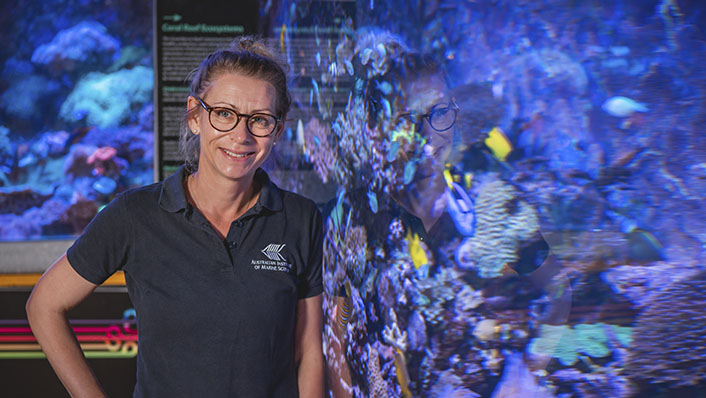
[67,166,323,397]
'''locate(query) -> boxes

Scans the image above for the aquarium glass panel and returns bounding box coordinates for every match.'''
[266,1,706,397]
[0,1,154,241]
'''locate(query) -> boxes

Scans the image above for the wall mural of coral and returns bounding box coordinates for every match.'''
[0,0,154,240]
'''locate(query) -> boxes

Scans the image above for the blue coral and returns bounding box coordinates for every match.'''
[31,21,120,71]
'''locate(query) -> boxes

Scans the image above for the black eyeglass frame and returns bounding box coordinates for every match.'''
[398,99,459,133]
[193,96,282,138]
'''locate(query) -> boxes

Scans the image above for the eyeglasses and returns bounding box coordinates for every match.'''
[194,96,281,138]
[397,100,459,133]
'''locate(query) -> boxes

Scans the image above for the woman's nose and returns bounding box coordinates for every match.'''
[229,119,252,143]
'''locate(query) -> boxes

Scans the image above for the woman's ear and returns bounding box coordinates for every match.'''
[187,96,200,134]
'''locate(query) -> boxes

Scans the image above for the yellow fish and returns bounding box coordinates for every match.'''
[406,231,429,269]
[280,24,287,53]
[484,127,512,161]
[394,347,412,398]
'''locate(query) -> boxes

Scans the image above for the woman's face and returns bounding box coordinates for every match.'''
[402,74,454,179]
[188,72,281,183]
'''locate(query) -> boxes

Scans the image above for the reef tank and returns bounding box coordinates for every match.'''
[2,0,706,397]
[0,0,154,241]
[278,1,706,397]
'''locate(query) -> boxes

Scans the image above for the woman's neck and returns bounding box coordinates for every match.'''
[186,169,260,227]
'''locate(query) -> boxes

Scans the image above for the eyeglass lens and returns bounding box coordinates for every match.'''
[428,104,457,131]
[209,108,277,137]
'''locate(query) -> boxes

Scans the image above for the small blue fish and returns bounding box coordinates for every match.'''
[316,52,321,66]
[93,176,117,195]
[386,141,401,162]
[376,81,393,95]
[403,161,417,185]
[360,48,372,65]
[311,78,320,97]
[602,96,648,117]
[296,120,305,147]
[354,78,364,92]
[332,189,346,231]
[367,190,378,214]
[381,98,392,119]
[344,60,354,76]
[445,182,475,236]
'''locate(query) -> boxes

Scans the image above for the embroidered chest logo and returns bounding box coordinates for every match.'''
[252,243,292,273]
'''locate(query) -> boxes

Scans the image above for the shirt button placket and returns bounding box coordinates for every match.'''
[226,220,245,270]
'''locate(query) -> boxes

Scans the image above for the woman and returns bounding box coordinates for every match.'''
[26,36,324,398]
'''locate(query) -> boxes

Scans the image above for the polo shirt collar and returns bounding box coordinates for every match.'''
[159,166,189,213]
[253,168,283,212]
[158,166,283,213]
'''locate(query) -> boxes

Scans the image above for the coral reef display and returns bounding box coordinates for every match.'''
[0,0,153,240]
[296,0,706,397]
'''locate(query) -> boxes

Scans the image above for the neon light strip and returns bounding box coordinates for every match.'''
[0,311,138,359]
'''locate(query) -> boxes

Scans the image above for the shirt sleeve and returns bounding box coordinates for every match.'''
[66,192,132,285]
[298,204,323,299]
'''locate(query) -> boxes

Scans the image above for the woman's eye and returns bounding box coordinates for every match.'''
[215,108,234,118]
[432,107,450,118]
[251,115,274,126]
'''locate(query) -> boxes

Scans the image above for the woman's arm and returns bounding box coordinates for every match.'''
[295,294,324,398]
[26,254,106,398]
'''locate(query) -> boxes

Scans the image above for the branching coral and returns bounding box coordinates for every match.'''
[455,176,539,278]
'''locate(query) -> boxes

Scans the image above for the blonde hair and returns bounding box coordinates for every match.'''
[178,36,291,171]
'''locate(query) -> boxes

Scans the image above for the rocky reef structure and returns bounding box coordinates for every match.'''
[624,270,706,387]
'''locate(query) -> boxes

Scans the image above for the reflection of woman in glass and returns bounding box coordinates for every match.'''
[27,36,324,397]
[319,32,569,397]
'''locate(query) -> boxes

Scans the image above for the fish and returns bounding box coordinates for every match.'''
[296,120,305,147]
[386,140,401,162]
[279,24,286,53]
[360,48,372,65]
[403,161,417,185]
[376,80,393,95]
[444,181,475,236]
[331,189,346,232]
[406,230,429,269]
[344,60,354,76]
[311,78,320,97]
[393,347,412,398]
[335,280,353,337]
[602,96,648,117]
[315,52,321,66]
[381,98,392,119]
[464,172,474,189]
[367,190,378,214]
[484,127,513,161]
